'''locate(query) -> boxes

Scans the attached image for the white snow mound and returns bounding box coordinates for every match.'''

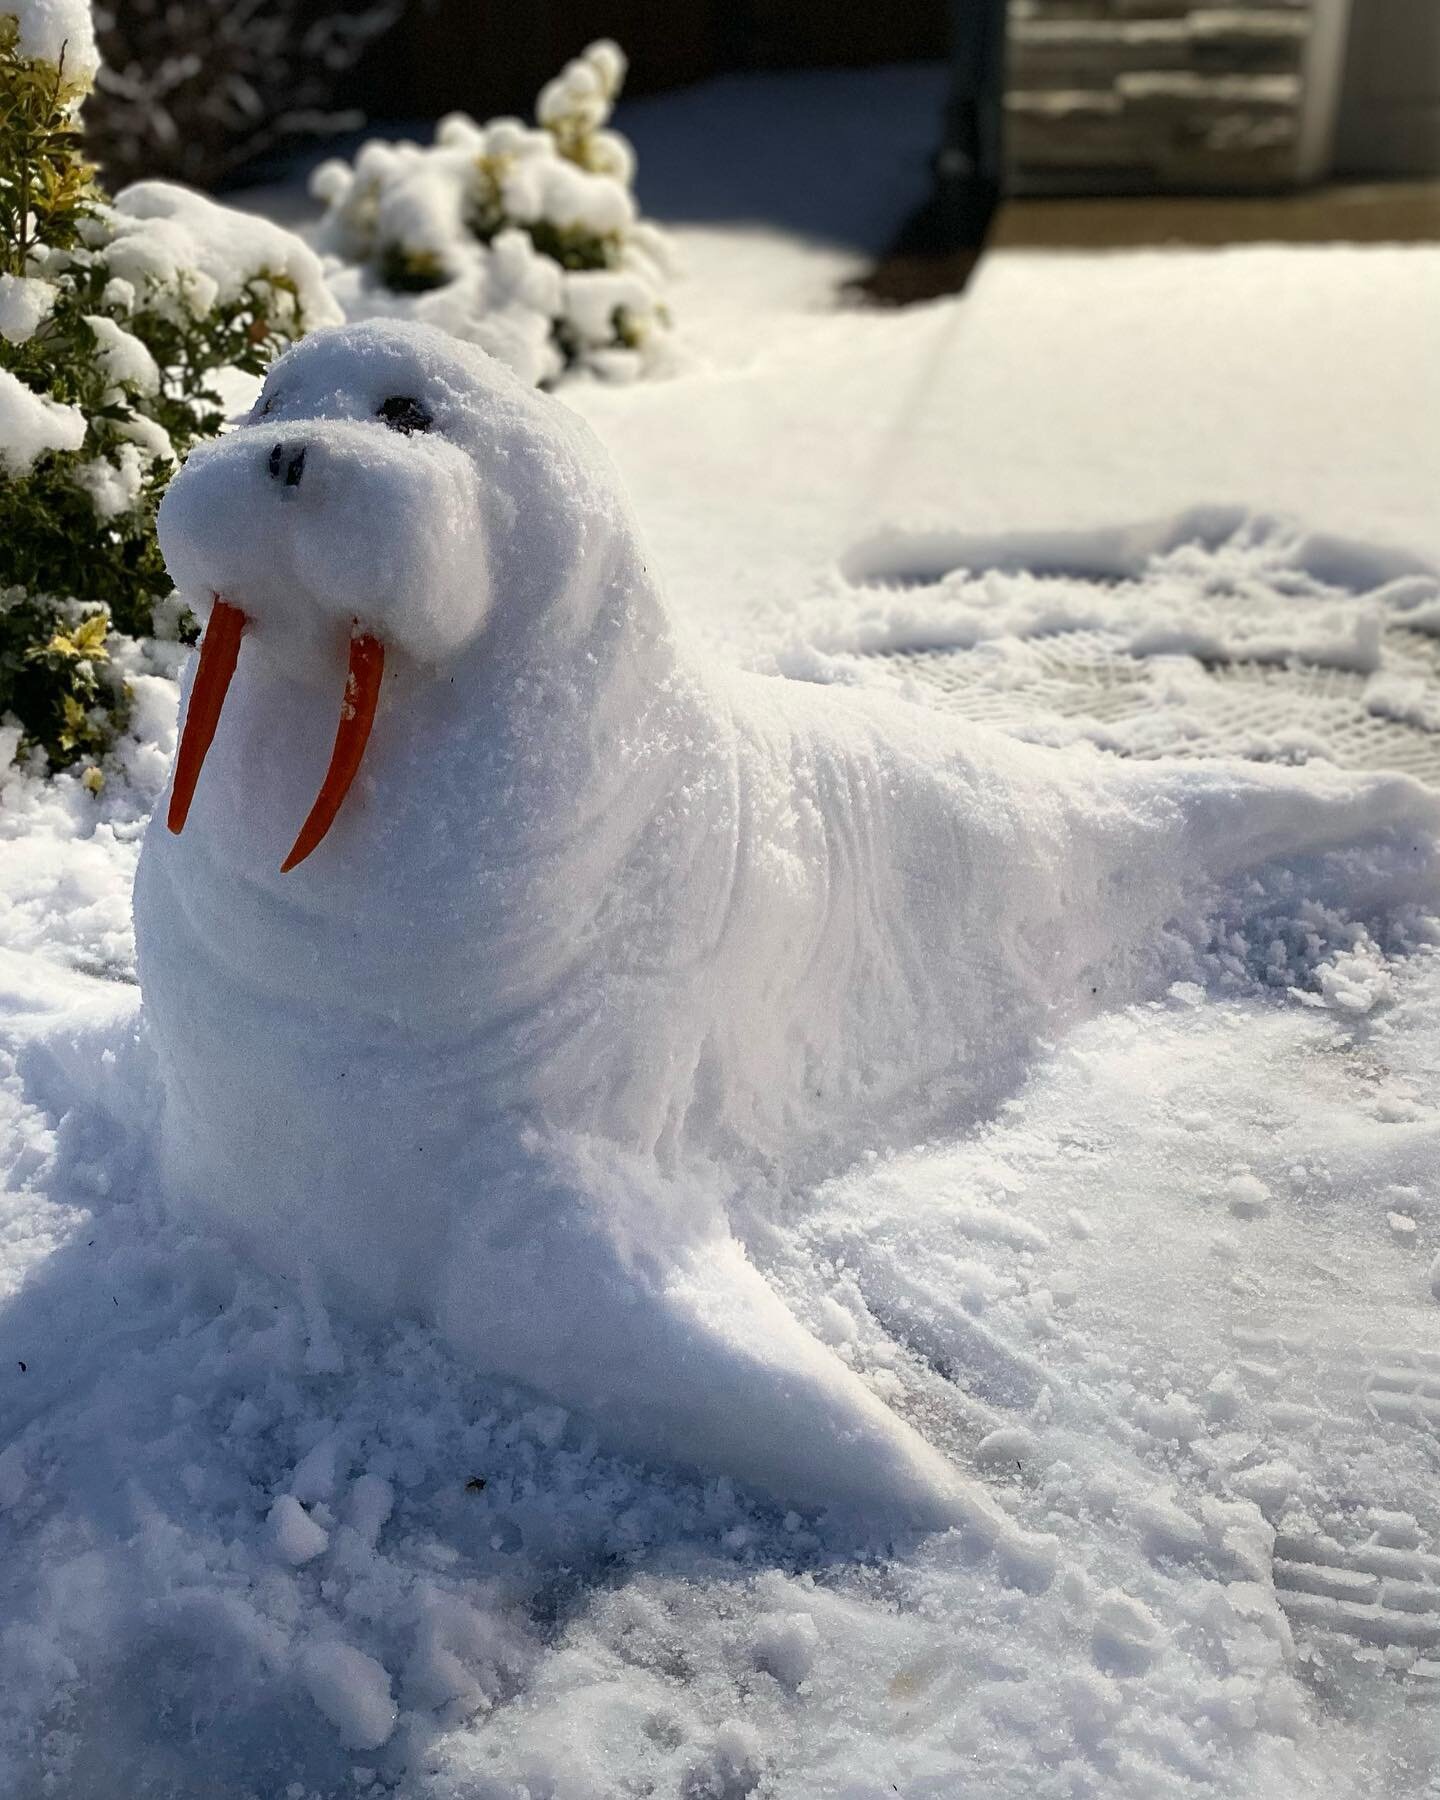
[135,319,1440,1532]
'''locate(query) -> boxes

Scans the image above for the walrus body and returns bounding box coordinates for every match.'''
[135,320,1439,1529]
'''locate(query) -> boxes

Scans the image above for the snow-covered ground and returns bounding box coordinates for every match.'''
[3,99,1440,1799]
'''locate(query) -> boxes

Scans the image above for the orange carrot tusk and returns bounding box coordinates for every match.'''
[167,598,246,835]
[281,630,385,872]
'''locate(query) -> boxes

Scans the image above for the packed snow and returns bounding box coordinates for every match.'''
[3,84,1440,1800]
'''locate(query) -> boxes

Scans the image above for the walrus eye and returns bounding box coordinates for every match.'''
[377,396,433,435]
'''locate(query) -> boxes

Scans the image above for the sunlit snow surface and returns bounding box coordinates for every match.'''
[2,214,1440,1797]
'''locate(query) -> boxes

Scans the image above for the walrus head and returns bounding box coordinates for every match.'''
[157,319,620,870]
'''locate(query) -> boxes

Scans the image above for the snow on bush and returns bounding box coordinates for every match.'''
[312,39,673,388]
[4,0,97,88]
[0,6,340,771]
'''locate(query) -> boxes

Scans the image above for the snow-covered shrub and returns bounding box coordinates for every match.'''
[87,0,402,193]
[312,39,673,388]
[1,2,338,770]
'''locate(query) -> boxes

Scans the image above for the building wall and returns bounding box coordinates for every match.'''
[1005,1,1318,191]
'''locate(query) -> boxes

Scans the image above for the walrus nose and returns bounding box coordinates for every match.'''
[267,441,306,488]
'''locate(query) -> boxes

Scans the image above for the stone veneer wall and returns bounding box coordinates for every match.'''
[1007,1,1318,191]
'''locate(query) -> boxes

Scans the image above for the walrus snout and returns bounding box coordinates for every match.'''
[160,417,491,672]
[158,407,492,869]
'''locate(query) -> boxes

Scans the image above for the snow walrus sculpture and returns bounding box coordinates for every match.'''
[136,320,1439,1536]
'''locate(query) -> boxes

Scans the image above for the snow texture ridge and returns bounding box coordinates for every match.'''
[134,319,1440,1540]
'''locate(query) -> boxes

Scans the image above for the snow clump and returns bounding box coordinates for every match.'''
[0,363,84,472]
[0,271,57,343]
[2,0,98,91]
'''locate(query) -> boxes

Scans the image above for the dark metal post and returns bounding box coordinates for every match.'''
[858,0,1009,300]
[938,0,1008,232]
